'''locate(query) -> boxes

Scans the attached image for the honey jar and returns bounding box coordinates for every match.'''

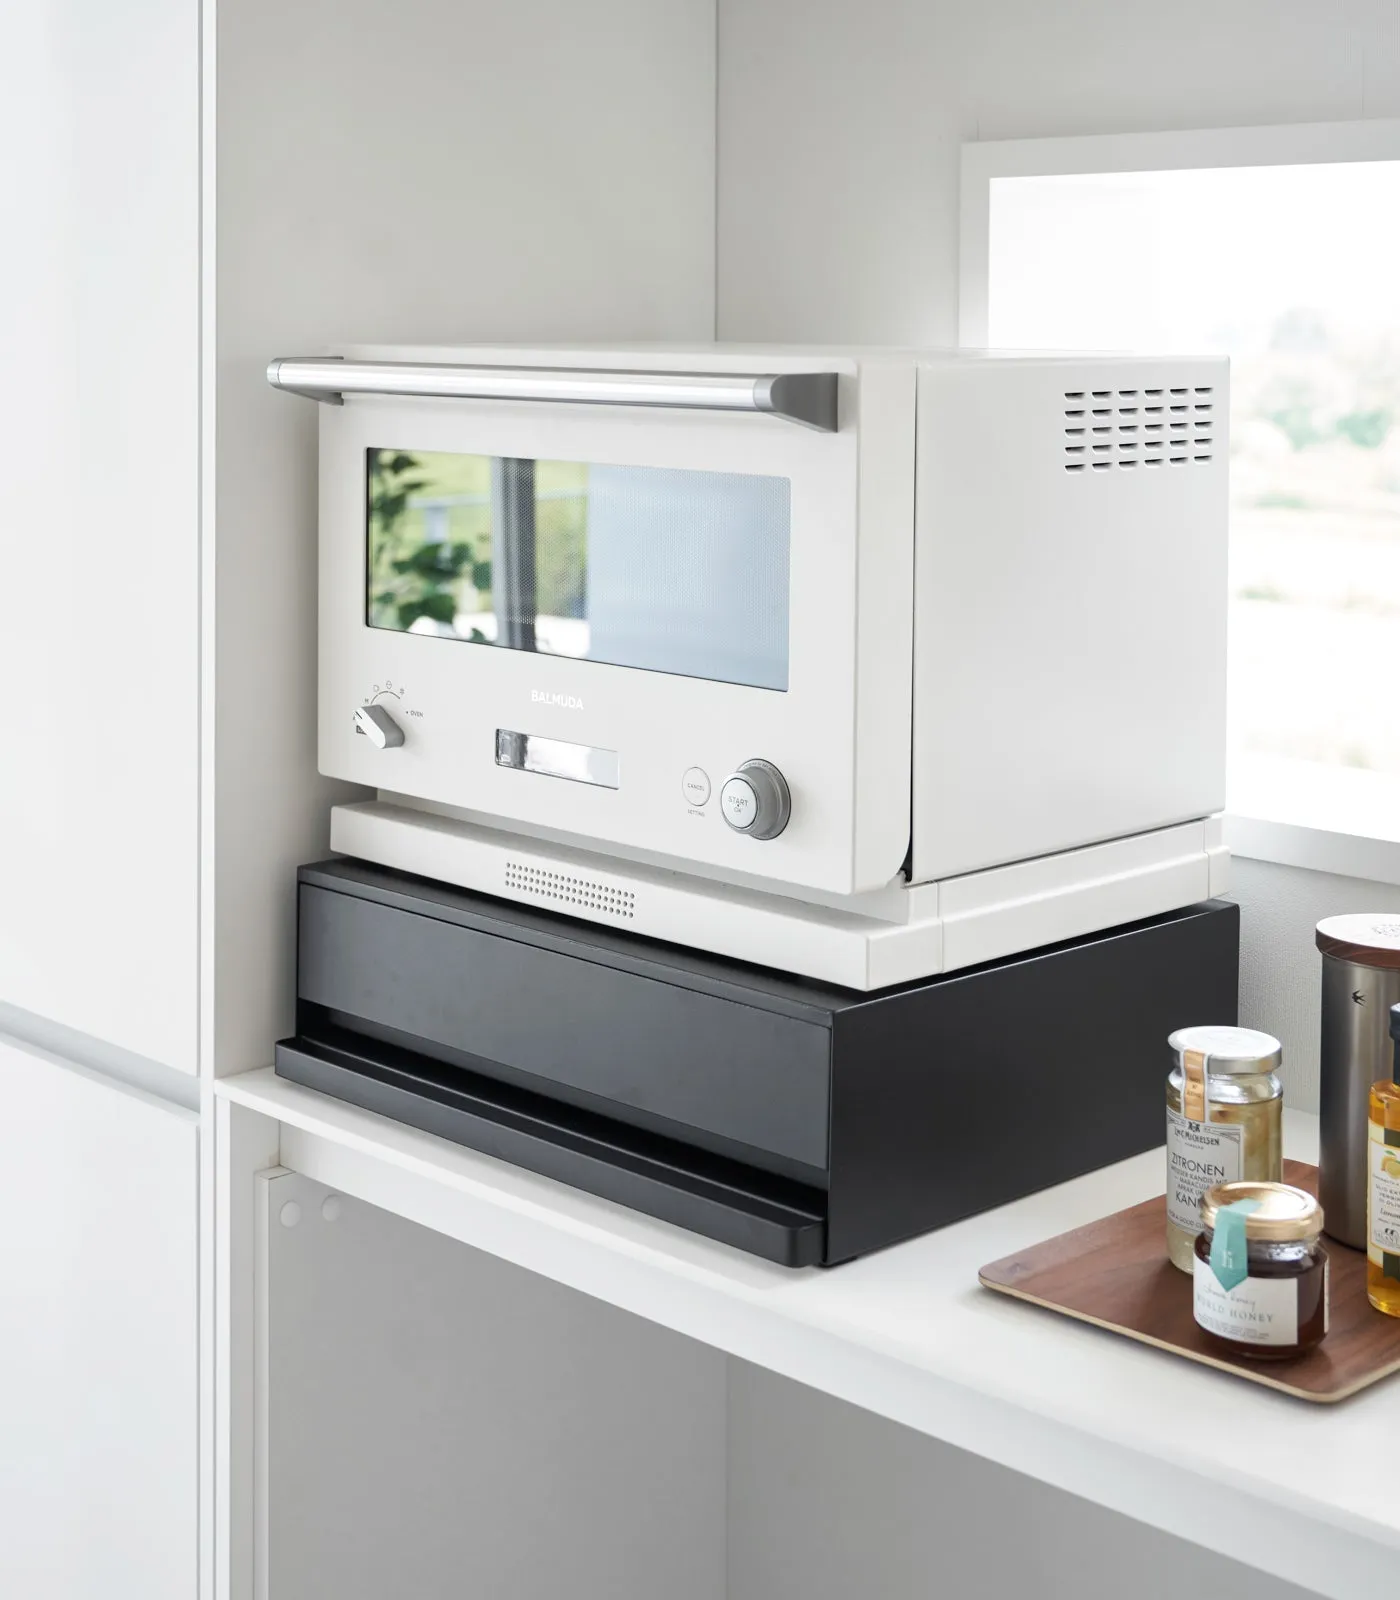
[1192,1182,1328,1361]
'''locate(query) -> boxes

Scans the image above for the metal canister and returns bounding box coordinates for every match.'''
[1316,915,1400,1248]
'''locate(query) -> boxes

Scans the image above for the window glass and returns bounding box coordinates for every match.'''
[367,450,790,691]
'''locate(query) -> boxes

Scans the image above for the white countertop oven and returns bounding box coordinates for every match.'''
[271,344,1229,986]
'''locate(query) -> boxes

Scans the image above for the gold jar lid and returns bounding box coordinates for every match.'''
[1200,1181,1323,1242]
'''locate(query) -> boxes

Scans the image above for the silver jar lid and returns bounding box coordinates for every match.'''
[1168,1024,1282,1074]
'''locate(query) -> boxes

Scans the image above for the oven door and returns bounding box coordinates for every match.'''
[317,349,914,896]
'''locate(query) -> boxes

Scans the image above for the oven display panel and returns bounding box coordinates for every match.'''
[495,729,620,790]
[366,449,791,692]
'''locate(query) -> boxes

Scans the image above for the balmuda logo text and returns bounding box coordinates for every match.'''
[531,690,585,710]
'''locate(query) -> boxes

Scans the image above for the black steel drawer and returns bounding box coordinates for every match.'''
[276,1029,826,1266]
[298,883,832,1171]
[281,861,1241,1266]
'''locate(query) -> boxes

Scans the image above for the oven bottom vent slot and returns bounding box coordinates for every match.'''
[505,859,636,919]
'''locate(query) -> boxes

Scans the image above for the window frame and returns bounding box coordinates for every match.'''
[960,118,1400,887]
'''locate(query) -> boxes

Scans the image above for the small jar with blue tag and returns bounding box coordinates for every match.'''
[1192,1181,1328,1360]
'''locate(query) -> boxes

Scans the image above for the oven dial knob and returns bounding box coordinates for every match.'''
[353,703,405,749]
[719,760,790,841]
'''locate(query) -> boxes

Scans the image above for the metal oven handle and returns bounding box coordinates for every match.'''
[266,356,838,432]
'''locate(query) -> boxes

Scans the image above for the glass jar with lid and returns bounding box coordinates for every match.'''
[1193,1181,1328,1359]
[1367,1064,1400,1318]
[1165,1025,1283,1272]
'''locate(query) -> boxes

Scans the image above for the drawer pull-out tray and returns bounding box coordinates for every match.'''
[276,1027,827,1266]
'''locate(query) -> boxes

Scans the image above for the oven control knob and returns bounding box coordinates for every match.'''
[353,703,405,749]
[719,760,790,841]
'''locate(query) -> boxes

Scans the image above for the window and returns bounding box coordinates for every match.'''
[962,123,1400,880]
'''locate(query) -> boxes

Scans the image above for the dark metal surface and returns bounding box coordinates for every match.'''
[275,1029,826,1267]
[1319,955,1400,1248]
[298,881,833,1169]
[825,900,1242,1263]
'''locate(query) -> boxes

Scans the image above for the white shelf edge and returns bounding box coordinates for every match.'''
[1226,757,1400,887]
[1226,812,1400,888]
[218,1068,1400,1597]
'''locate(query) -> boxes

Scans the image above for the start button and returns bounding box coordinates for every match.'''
[682,766,711,806]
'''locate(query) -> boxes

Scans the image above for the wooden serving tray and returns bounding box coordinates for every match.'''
[979,1160,1400,1401]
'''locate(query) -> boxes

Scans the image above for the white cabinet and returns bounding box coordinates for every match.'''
[0,1036,199,1600]
[264,1173,726,1600]
[0,0,200,1071]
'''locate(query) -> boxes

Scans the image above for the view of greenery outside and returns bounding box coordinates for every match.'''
[1230,318,1400,772]
[367,448,588,643]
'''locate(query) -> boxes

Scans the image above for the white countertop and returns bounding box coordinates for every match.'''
[218,1071,1396,1599]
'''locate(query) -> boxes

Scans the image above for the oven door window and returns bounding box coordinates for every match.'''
[366,449,791,691]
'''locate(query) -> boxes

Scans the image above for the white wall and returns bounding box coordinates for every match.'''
[208,0,717,1075]
[716,0,1400,1107]
[718,0,1400,345]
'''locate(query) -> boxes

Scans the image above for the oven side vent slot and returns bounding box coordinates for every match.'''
[1064,385,1214,471]
[504,860,637,919]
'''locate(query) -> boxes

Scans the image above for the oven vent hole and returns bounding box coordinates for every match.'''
[504,861,636,919]
[1064,383,1214,470]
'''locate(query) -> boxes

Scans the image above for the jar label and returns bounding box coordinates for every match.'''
[1166,1109,1242,1234]
[1208,1198,1261,1291]
[1193,1256,1298,1347]
[1367,1134,1400,1267]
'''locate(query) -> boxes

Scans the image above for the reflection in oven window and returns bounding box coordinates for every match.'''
[365,448,790,691]
[368,448,588,657]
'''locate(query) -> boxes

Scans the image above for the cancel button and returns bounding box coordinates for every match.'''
[682,767,711,806]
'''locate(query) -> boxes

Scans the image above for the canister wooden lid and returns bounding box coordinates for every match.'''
[1315,913,1400,969]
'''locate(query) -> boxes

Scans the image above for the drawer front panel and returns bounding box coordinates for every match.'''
[299,884,831,1169]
